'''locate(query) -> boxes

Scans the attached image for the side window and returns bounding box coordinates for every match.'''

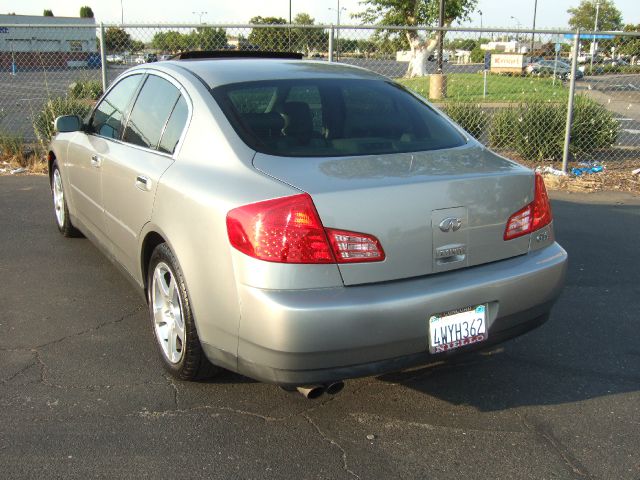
[158,96,188,154]
[122,75,181,149]
[91,74,142,139]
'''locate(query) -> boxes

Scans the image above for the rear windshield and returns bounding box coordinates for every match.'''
[211,78,466,157]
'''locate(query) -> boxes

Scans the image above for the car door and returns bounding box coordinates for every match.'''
[65,73,144,240]
[101,73,190,277]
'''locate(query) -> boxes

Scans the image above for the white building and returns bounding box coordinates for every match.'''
[0,14,97,69]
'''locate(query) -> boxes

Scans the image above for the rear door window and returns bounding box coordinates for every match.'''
[91,74,143,139]
[123,75,182,149]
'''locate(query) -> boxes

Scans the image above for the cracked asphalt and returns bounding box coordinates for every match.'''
[1,176,639,479]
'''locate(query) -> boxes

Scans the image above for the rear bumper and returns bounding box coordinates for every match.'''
[226,242,568,385]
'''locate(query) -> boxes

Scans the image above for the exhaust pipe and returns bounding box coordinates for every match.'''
[325,381,344,395]
[296,385,326,399]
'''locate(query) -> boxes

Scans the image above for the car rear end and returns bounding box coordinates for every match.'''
[198,63,568,385]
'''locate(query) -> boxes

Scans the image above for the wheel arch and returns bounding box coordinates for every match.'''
[140,229,168,294]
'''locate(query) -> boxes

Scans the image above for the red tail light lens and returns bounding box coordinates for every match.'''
[504,172,553,240]
[226,194,334,264]
[226,194,385,264]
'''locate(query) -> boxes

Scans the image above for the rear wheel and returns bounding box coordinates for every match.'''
[147,243,219,380]
[50,162,81,237]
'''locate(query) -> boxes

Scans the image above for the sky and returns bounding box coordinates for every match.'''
[0,0,638,29]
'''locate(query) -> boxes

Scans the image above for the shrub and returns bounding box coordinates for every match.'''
[570,94,619,156]
[33,96,92,147]
[68,79,103,100]
[442,103,489,139]
[487,96,619,161]
[470,47,485,64]
[0,132,25,158]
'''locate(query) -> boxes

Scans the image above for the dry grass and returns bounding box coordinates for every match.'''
[0,136,47,175]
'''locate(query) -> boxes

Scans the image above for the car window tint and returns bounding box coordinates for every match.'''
[158,95,188,154]
[212,79,466,157]
[285,85,323,134]
[228,86,276,114]
[123,75,181,149]
[92,74,142,139]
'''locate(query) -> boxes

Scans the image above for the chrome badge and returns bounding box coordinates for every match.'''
[439,217,462,232]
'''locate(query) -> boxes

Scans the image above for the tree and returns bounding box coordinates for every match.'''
[248,16,289,51]
[568,0,623,31]
[614,24,640,56]
[151,31,188,52]
[355,0,478,77]
[190,27,228,50]
[43,9,54,16]
[291,13,327,55]
[79,6,94,18]
[105,27,133,53]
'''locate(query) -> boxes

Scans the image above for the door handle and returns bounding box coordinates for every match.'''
[90,155,102,168]
[135,175,152,191]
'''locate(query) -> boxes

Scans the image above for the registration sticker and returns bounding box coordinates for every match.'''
[429,305,487,353]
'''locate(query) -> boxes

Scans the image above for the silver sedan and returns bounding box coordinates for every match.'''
[48,55,567,397]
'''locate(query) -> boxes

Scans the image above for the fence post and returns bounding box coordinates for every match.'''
[562,30,580,173]
[99,22,108,93]
[328,25,334,63]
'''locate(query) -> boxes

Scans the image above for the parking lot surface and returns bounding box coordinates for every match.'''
[1,176,639,479]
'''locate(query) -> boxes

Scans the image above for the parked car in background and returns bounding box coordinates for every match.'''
[47,53,567,398]
[526,59,583,79]
[144,53,158,63]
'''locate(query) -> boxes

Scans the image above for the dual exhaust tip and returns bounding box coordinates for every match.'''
[295,381,344,399]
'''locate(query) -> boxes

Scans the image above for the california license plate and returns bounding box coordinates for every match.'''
[429,305,487,353]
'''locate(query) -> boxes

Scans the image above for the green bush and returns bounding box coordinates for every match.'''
[68,80,103,100]
[470,47,485,64]
[442,103,489,139]
[488,107,517,150]
[0,132,25,157]
[570,94,619,155]
[33,96,92,147]
[487,96,619,161]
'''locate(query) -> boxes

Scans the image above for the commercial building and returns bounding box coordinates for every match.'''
[0,14,97,70]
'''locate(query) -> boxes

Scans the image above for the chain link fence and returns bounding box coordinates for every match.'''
[1,22,639,171]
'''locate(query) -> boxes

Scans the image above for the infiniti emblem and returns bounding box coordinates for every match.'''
[439,217,462,232]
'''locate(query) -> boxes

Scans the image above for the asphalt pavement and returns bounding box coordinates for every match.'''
[1,175,639,479]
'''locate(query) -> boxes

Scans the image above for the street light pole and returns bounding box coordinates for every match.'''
[478,10,483,41]
[437,0,444,73]
[530,0,538,54]
[192,11,207,24]
[590,1,601,73]
[510,16,521,42]
[120,0,124,24]
[328,2,346,60]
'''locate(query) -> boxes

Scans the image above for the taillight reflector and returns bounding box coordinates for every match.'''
[504,172,553,240]
[227,194,385,264]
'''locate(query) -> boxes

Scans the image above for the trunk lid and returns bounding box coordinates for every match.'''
[253,144,534,286]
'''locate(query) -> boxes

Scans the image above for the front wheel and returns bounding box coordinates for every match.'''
[147,243,219,380]
[50,162,82,237]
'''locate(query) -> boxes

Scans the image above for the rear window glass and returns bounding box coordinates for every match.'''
[212,78,466,157]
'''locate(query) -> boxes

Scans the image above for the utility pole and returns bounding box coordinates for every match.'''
[437,0,444,73]
[590,1,601,73]
[530,0,538,54]
[192,11,207,24]
[288,0,292,50]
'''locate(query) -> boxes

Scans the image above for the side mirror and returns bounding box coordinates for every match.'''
[54,115,82,133]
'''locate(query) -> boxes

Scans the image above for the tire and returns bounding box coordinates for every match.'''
[50,161,82,237]
[147,243,220,380]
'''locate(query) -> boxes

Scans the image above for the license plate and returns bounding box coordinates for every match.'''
[428,305,487,353]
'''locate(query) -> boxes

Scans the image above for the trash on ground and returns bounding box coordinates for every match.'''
[632,168,640,175]
[536,166,567,176]
[10,167,27,175]
[571,165,604,176]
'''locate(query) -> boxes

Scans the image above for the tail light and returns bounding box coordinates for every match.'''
[226,193,385,264]
[504,172,553,240]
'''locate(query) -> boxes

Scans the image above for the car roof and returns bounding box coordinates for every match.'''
[150,58,387,89]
